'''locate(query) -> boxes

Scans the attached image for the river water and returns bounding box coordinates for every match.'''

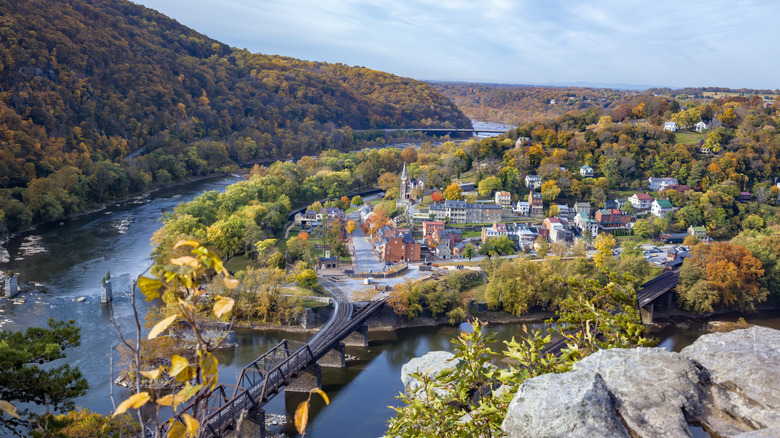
[2,173,780,437]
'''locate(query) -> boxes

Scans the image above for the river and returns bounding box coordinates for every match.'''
[2,174,780,438]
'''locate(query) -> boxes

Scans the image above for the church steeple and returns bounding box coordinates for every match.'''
[401,162,407,181]
[399,163,408,200]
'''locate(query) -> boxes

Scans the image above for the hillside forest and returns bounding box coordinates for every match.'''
[0,0,470,233]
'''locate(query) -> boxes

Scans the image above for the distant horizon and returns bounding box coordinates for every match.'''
[134,0,780,91]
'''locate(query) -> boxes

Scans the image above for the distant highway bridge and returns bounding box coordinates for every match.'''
[358,127,511,136]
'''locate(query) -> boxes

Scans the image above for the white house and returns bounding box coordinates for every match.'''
[525,175,542,190]
[663,121,678,132]
[557,204,575,221]
[651,199,675,217]
[574,212,599,238]
[514,201,530,216]
[629,193,653,210]
[694,121,709,132]
[648,177,678,191]
[494,191,512,207]
[580,165,594,177]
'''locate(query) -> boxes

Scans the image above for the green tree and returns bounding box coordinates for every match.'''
[351,195,364,206]
[632,219,652,239]
[462,244,477,261]
[0,320,89,436]
[477,176,502,197]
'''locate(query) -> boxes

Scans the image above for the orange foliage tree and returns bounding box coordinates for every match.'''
[678,242,766,313]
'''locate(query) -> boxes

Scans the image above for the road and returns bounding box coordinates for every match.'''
[349,225,386,274]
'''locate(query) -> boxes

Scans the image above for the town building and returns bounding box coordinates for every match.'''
[663,121,678,132]
[317,256,338,269]
[525,175,542,190]
[428,200,502,224]
[629,193,653,210]
[481,222,508,243]
[528,191,544,217]
[687,225,708,241]
[648,177,678,191]
[294,209,318,228]
[651,199,675,217]
[604,198,627,211]
[422,221,445,239]
[580,165,594,177]
[379,230,421,262]
[543,217,565,232]
[399,163,426,202]
[557,204,575,221]
[694,121,709,132]
[575,201,591,217]
[433,229,463,259]
[596,209,633,230]
[575,212,599,237]
[741,192,752,202]
[505,222,538,249]
[317,207,345,221]
[494,191,512,207]
[514,201,530,216]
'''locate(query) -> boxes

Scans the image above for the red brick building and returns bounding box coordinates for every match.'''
[380,232,421,262]
[422,221,445,239]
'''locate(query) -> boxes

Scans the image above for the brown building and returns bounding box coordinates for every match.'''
[422,221,445,239]
[380,231,421,262]
[528,191,544,217]
[595,209,632,229]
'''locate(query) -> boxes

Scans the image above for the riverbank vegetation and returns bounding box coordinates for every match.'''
[387,258,656,437]
[0,0,470,235]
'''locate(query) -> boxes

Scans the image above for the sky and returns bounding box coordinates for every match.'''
[134,0,780,90]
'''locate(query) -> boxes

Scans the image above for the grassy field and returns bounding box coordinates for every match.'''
[674,131,706,145]
[225,256,261,274]
[703,91,777,99]
[462,279,488,302]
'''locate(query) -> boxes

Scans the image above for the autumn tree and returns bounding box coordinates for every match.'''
[594,233,616,266]
[678,242,766,313]
[443,182,463,201]
[346,219,357,235]
[541,180,561,202]
[378,172,398,192]
[351,195,364,206]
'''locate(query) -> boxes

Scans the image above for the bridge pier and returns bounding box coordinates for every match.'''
[227,409,266,438]
[318,342,346,368]
[286,363,322,393]
[640,303,654,325]
[343,325,369,347]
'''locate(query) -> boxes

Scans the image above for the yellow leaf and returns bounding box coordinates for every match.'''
[200,352,219,379]
[148,314,177,339]
[168,420,186,438]
[170,256,198,267]
[183,414,200,437]
[176,383,203,400]
[223,277,239,290]
[311,387,330,405]
[138,276,163,301]
[169,355,190,379]
[174,240,200,250]
[213,296,235,317]
[294,400,310,435]
[156,393,189,409]
[0,400,19,419]
[113,392,150,417]
[140,369,160,380]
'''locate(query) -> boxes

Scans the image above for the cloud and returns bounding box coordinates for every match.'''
[136,0,780,88]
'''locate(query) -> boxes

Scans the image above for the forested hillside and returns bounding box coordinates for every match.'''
[431,82,629,125]
[0,0,469,232]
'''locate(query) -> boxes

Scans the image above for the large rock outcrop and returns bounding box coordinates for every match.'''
[400,351,460,400]
[502,326,780,438]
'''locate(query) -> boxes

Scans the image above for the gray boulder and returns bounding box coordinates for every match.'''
[503,370,630,438]
[573,348,708,438]
[400,351,460,399]
[500,327,780,438]
[682,326,780,433]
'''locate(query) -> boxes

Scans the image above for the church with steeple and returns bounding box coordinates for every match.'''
[399,163,426,202]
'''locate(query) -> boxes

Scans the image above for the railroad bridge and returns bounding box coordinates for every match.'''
[166,279,386,437]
